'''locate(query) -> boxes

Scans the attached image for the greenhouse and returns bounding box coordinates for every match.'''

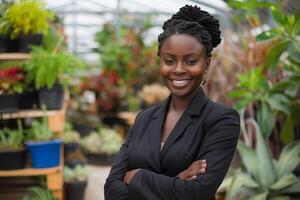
[0,0,299,200]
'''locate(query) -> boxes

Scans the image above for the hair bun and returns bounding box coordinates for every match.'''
[171,5,221,48]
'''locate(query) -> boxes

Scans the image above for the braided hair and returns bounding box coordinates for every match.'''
[157,5,221,57]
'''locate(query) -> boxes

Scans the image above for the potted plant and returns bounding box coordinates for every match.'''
[0,120,26,170]
[25,117,62,168]
[80,127,122,165]
[25,45,83,110]
[220,120,300,199]
[64,165,88,200]
[0,0,53,52]
[23,186,58,200]
[62,122,86,168]
[0,66,24,112]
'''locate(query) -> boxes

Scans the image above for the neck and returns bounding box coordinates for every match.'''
[169,89,198,113]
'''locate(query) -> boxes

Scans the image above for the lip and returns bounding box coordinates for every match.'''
[169,79,191,88]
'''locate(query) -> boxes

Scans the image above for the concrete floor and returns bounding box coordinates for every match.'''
[85,165,111,200]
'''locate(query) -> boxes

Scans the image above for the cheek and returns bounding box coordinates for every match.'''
[160,65,169,78]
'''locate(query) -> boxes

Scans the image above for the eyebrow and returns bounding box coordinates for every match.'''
[162,53,199,57]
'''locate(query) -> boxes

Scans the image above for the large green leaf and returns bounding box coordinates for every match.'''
[280,181,300,194]
[266,93,290,114]
[252,120,277,189]
[256,29,280,41]
[280,116,295,144]
[237,141,259,180]
[264,41,288,71]
[257,102,275,138]
[249,192,268,200]
[271,6,287,26]
[270,174,299,190]
[225,171,259,200]
[288,40,300,64]
[276,142,300,178]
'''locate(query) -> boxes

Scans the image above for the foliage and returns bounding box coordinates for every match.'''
[228,1,300,143]
[0,120,23,150]
[62,122,80,143]
[25,46,84,89]
[222,120,300,200]
[64,165,88,182]
[80,127,122,155]
[0,0,54,38]
[0,66,24,94]
[23,186,58,200]
[26,117,53,141]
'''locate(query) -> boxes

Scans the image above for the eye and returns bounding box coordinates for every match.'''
[185,59,198,65]
[164,59,175,65]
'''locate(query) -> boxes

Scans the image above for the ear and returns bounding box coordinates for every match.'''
[206,58,211,69]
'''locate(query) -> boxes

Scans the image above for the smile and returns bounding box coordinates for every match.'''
[171,80,190,88]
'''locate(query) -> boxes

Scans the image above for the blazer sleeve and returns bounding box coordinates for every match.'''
[104,128,133,200]
[128,108,240,200]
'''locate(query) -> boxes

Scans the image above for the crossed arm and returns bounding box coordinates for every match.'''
[104,109,240,200]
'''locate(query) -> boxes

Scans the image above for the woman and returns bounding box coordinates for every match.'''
[104,5,240,200]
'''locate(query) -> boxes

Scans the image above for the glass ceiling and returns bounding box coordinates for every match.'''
[45,0,230,64]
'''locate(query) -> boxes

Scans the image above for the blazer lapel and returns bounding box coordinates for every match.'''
[160,87,209,161]
[148,98,169,172]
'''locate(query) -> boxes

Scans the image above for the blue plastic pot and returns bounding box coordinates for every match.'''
[26,139,62,168]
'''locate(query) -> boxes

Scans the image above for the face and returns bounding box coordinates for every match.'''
[159,34,210,99]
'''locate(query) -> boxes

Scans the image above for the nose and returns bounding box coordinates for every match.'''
[173,61,186,74]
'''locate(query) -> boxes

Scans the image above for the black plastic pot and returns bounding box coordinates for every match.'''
[85,153,115,166]
[18,34,43,52]
[38,83,64,110]
[0,148,27,170]
[0,35,7,52]
[0,93,20,113]
[20,91,38,109]
[5,37,20,52]
[72,124,93,138]
[64,142,80,155]
[64,181,87,200]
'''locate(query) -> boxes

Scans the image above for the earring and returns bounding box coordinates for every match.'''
[201,69,208,86]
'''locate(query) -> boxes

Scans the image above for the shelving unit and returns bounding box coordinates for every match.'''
[0,53,65,200]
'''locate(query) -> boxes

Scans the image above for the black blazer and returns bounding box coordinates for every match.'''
[104,87,240,200]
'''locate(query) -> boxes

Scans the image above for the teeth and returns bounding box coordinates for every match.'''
[172,80,188,87]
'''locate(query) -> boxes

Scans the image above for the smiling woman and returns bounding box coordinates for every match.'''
[104,5,240,200]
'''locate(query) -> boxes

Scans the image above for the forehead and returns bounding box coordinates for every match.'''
[160,34,205,55]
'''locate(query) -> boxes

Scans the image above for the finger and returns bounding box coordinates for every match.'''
[187,168,205,177]
[186,175,197,180]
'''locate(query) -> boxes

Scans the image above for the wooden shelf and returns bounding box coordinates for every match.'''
[1,109,64,120]
[0,53,31,60]
[0,166,61,177]
[118,111,138,126]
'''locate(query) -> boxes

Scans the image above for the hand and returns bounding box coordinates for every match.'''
[123,169,140,185]
[177,160,206,180]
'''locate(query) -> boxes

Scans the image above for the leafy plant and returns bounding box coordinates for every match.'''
[0,66,24,94]
[0,120,23,150]
[26,117,53,141]
[222,119,300,200]
[25,46,84,89]
[0,0,54,38]
[64,165,88,182]
[62,122,80,143]
[23,186,58,200]
[80,127,122,155]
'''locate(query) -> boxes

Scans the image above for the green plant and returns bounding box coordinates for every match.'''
[0,66,24,94]
[222,119,300,200]
[0,0,54,38]
[25,46,84,89]
[64,165,88,182]
[62,122,80,143]
[26,117,53,141]
[228,1,300,144]
[0,120,23,150]
[23,186,58,200]
[80,127,122,155]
